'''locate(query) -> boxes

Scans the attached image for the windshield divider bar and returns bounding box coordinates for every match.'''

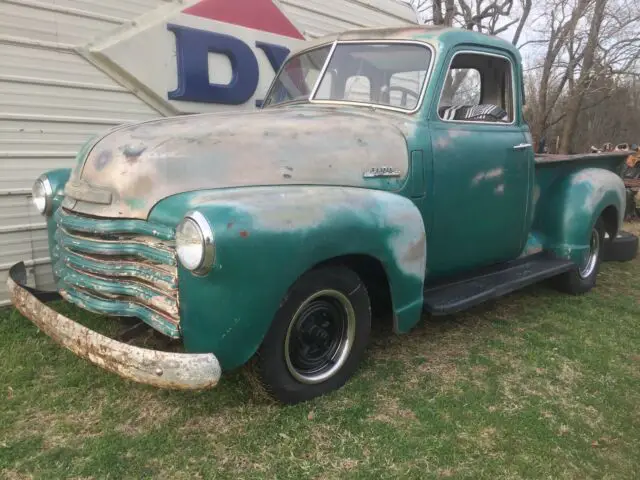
[309,40,338,101]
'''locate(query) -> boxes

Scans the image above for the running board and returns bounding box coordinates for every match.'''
[423,255,575,315]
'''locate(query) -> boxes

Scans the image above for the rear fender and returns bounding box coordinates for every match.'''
[150,186,427,369]
[533,168,625,265]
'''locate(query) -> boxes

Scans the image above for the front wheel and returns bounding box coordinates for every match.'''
[252,266,371,404]
[554,218,605,294]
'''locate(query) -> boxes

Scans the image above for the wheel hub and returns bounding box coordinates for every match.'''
[579,227,600,279]
[284,290,356,384]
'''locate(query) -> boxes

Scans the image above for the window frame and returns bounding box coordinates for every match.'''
[264,40,435,114]
[261,42,334,108]
[435,49,517,126]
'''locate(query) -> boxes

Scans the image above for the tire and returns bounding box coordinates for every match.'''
[554,218,605,295]
[602,231,639,262]
[252,266,371,404]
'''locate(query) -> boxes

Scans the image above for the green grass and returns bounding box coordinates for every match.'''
[1,222,639,479]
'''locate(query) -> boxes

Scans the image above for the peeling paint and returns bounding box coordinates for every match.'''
[53,209,180,336]
[67,107,410,220]
[471,167,504,186]
[570,168,626,220]
[7,275,220,390]
[189,186,427,280]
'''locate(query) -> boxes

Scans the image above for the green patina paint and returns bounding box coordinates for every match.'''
[54,266,175,313]
[149,186,426,369]
[532,167,625,265]
[59,284,180,338]
[35,28,629,373]
[47,199,180,337]
[123,197,147,211]
[62,249,176,290]
[44,168,72,278]
[54,230,175,266]
[55,208,175,241]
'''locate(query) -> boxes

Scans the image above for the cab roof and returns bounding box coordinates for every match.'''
[302,26,521,62]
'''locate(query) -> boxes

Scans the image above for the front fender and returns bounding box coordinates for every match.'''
[42,168,72,271]
[150,186,426,370]
[533,168,625,265]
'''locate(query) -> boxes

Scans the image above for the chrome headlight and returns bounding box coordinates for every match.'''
[176,211,214,275]
[32,175,53,216]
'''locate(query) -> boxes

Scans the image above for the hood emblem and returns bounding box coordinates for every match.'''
[363,166,401,178]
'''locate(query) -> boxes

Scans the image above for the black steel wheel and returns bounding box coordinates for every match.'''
[252,266,371,404]
[284,289,356,384]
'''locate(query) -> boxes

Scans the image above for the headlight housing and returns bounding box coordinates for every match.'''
[32,175,53,216]
[175,211,215,275]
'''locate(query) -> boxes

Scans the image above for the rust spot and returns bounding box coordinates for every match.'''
[7,277,220,390]
[239,230,249,238]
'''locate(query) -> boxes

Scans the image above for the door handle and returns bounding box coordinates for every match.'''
[513,143,532,150]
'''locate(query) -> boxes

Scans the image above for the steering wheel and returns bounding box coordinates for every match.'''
[387,85,419,107]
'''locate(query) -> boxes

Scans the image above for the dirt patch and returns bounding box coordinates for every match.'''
[1,470,34,480]
[368,396,417,425]
[623,220,640,236]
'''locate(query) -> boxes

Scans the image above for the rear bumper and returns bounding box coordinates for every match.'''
[7,262,221,390]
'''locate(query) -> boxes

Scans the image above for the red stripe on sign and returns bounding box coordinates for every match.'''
[183,0,304,39]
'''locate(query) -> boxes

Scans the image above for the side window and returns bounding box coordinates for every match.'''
[441,68,481,106]
[438,52,514,123]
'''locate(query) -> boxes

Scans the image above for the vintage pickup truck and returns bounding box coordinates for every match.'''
[9,26,638,404]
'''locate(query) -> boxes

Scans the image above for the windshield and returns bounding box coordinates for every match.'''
[263,42,432,111]
[263,46,332,106]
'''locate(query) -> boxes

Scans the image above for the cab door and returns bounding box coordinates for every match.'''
[426,49,531,278]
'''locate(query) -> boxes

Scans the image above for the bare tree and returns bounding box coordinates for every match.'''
[409,0,640,152]
[558,0,607,152]
[410,0,532,43]
[411,0,532,108]
[522,0,640,153]
[524,0,591,150]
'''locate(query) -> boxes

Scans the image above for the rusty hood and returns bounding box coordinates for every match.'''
[63,107,410,220]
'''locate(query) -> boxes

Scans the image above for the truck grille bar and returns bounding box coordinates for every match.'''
[52,208,180,338]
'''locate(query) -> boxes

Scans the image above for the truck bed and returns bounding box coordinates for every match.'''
[535,152,629,164]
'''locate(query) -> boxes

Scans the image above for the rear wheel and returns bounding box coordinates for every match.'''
[554,218,605,294]
[252,266,371,404]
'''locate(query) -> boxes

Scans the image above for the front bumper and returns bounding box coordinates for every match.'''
[7,262,221,390]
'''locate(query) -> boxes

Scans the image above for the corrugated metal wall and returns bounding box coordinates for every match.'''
[0,0,416,306]
[0,0,168,305]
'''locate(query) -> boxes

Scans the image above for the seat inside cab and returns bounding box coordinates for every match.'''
[438,52,514,123]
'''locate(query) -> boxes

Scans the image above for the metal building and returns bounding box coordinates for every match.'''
[0,0,418,305]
